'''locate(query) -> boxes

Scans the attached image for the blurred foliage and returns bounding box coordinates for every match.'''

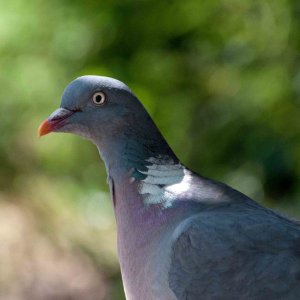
[1,0,300,299]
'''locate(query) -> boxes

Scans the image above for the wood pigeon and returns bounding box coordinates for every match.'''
[39,76,300,300]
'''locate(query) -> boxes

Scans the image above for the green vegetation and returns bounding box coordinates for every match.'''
[1,0,300,299]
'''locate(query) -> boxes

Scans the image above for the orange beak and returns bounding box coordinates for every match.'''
[38,108,75,137]
[38,119,54,137]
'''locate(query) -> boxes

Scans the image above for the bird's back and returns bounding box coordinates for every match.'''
[168,173,300,300]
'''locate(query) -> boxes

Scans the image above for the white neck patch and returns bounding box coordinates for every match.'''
[136,158,192,208]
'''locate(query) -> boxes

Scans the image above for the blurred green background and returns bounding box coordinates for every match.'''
[1,0,300,299]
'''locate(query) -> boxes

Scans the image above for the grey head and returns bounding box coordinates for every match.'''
[39,75,178,174]
[44,76,146,141]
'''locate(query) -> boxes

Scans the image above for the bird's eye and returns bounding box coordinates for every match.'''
[92,92,106,106]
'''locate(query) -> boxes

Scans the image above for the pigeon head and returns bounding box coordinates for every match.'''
[39,75,149,142]
[39,75,178,174]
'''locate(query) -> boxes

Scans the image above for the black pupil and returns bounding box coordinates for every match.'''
[95,95,102,103]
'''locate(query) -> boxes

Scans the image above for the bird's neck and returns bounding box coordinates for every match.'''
[97,118,179,183]
[96,122,195,213]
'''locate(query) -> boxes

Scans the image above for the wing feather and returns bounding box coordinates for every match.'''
[169,209,300,300]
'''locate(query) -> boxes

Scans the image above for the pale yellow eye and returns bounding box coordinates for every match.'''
[92,92,106,106]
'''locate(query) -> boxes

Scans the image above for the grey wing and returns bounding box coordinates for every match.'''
[168,210,300,300]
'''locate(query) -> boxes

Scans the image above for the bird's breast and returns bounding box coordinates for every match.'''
[117,222,178,300]
[110,168,190,300]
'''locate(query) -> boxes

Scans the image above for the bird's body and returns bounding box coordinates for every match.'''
[39,76,300,300]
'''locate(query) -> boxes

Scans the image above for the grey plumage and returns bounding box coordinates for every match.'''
[40,76,300,300]
[163,173,300,300]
